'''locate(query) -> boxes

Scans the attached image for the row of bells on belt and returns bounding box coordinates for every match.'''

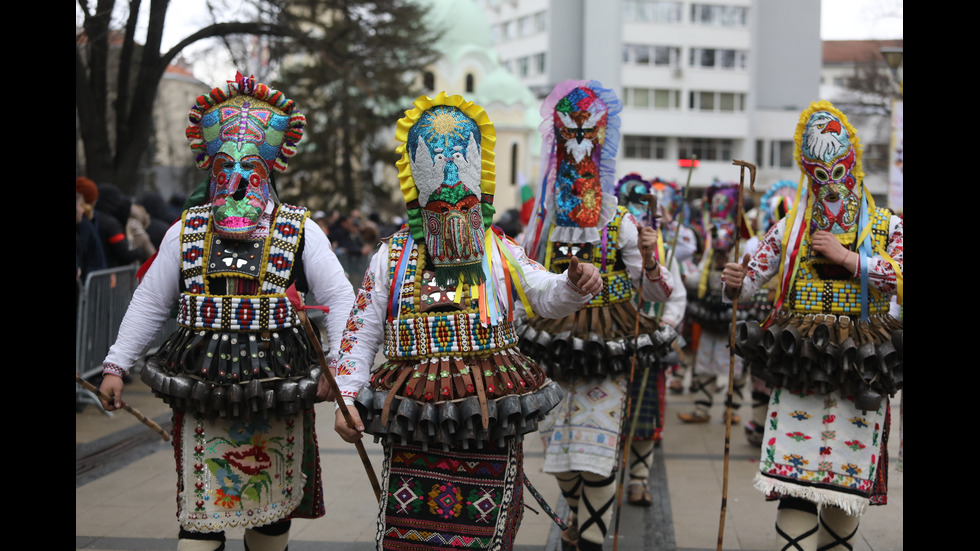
[141,360,321,419]
[515,322,678,381]
[353,381,564,452]
[735,313,902,413]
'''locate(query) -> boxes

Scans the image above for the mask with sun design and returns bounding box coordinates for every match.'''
[186,72,306,239]
[396,93,496,288]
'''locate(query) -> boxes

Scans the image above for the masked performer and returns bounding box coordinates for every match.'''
[613,174,688,507]
[332,92,601,551]
[678,181,755,424]
[521,81,676,551]
[100,73,355,551]
[726,101,902,551]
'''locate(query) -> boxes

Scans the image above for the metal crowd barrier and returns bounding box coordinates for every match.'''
[75,265,177,413]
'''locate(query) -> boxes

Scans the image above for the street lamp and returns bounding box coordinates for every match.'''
[880,47,903,97]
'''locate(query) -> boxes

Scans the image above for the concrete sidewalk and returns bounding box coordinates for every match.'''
[76,378,902,551]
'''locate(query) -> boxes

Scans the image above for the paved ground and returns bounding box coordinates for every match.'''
[76,376,902,551]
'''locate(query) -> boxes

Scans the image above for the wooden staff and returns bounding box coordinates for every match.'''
[664,154,697,273]
[75,373,171,441]
[612,194,659,551]
[716,159,756,551]
[287,287,383,503]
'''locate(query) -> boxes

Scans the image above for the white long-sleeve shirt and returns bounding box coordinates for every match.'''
[103,214,354,373]
[735,215,903,299]
[333,234,599,401]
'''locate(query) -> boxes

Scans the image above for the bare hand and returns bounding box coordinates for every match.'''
[568,256,602,295]
[723,254,750,298]
[810,230,848,264]
[335,406,365,443]
[99,374,125,411]
[317,367,336,402]
[637,226,658,257]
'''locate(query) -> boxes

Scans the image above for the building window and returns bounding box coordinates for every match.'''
[679,138,733,162]
[534,52,546,74]
[624,0,682,23]
[423,71,435,91]
[864,143,888,172]
[653,89,680,109]
[689,48,747,70]
[624,43,680,67]
[502,20,514,41]
[624,135,667,159]
[769,140,795,168]
[465,73,475,93]
[519,15,532,37]
[690,4,749,27]
[688,91,746,113]
[534,11,547,32]
[518,56,529,77]
[624,87,681,110]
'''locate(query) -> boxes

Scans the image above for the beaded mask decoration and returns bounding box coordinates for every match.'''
[186,72,306,239]
[758,180,798,234]
[396,92,495,288]
[705,182,741,252]
[650,178,682,223]
[767,101,902,321]
[524,80,622,261]
[796,101,864,241]
[615,173,651,220]
[393,93,534,326]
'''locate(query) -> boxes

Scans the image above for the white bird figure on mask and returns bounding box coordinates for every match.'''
[803,114,847,163]
[558,109,605,164]
[410,133,483,206]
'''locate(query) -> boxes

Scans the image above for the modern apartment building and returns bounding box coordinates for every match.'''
[480,0,823,194]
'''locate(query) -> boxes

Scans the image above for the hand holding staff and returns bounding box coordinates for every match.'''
[285,285,383,503]
[76,373,171,442]
[717,159,756,551]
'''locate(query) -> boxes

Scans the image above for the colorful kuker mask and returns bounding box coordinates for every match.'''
[705,182,740,252]
[796,102,864,239]
[650,178,682,222]
[186,72,306,238]
[553,86,609,228]
[396,93,496,287]
[615,173,651,221]
[759,180,797,234]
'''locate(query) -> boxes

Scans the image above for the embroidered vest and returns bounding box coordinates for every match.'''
[177,204,306,331]
[383,233,519,360]
[544,206,633,308]
[788,207,891,316]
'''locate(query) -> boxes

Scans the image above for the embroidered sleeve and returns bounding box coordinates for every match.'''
[619,214,674,302]
[334,245,391,399]
[506,238,591,319]
[867,216,903,294]
[303,220,356,361]
[103,223,183,373]
[660,255,687,328]
[739,221,784,298]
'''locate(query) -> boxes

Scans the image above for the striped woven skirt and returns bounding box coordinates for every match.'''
[377,439,524,550]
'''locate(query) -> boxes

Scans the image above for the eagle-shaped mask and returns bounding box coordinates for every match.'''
[796,101,864,238]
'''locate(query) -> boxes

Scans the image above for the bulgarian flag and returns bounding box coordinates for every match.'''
[518,172,535,226]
